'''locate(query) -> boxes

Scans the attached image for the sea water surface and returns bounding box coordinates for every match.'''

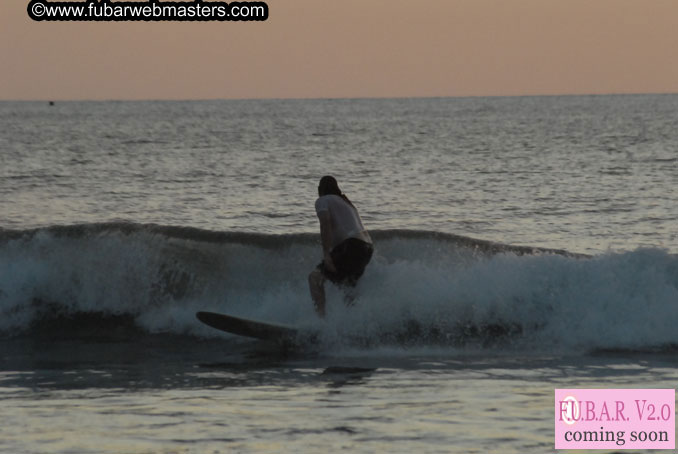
[1,95,678,453]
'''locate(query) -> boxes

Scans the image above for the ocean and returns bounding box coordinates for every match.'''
[1,95,677,453]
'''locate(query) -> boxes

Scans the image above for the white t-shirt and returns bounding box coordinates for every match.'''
[315,194,372,249]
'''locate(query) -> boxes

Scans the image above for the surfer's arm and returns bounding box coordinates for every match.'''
[317,211,337,272]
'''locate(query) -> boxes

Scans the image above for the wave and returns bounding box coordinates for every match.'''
[1,222,676,353]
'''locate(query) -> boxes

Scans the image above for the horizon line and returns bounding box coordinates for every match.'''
[2,90,678,103]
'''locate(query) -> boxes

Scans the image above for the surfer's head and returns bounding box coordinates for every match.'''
[318,175,341,197]
[318,175,356,208]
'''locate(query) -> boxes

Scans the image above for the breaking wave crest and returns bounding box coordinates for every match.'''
[1,223,676,353]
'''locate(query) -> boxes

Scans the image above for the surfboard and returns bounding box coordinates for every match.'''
[196,311,316,344]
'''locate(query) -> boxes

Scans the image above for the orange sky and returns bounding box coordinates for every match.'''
[2,0,678,100]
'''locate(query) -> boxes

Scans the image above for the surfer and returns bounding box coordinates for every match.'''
[308,176,373,317]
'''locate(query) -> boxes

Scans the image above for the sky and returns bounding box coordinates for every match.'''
[2,0,678,100]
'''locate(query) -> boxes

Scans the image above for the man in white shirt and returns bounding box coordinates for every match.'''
[308,176,374,317]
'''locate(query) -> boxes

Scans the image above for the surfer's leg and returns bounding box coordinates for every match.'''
[308,269,326,317]
[336,240,373,307]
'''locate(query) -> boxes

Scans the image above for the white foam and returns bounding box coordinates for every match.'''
[1,226,677,353]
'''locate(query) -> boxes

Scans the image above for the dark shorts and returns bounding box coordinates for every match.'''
[317,238,374,286]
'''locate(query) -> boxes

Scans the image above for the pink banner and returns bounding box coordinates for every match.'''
[555,389,675,450]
